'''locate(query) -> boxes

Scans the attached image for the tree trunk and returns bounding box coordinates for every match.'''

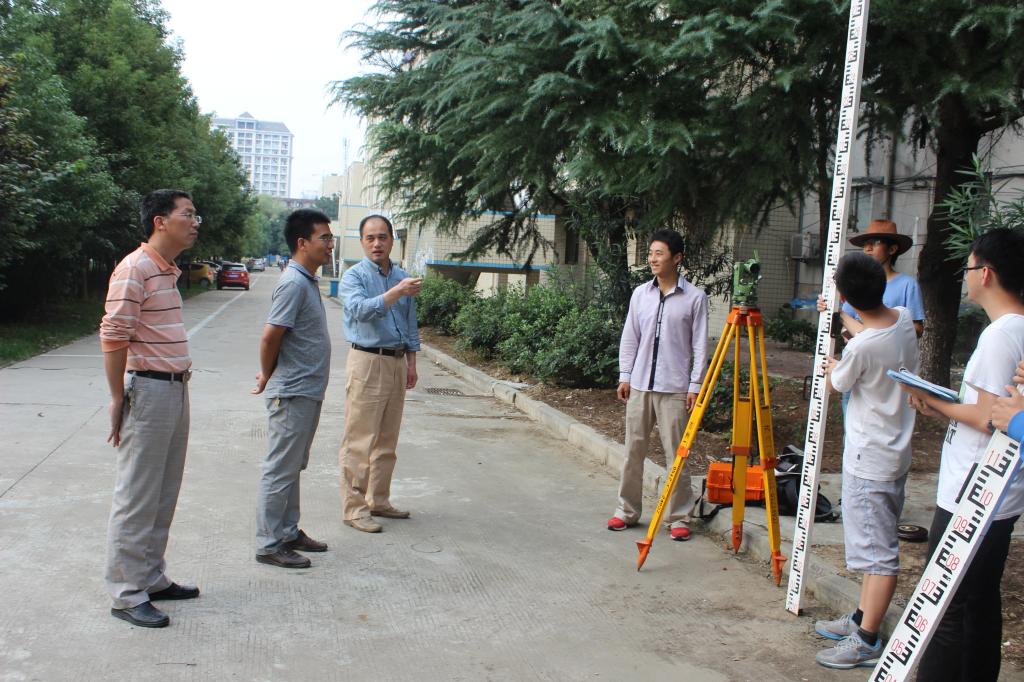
[917,93,983,385]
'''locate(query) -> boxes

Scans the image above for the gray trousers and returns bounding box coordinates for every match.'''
[615,389,695,527]
[256,396,322,554]
[105,375,190,609]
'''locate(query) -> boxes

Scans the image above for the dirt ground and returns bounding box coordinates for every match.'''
[422,327,1024,668]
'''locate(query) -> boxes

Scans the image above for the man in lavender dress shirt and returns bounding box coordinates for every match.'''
[608,229,709,541]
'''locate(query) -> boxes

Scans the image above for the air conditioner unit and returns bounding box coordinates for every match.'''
[789,233,821,260]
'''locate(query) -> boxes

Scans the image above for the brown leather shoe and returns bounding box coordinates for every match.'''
[344,517,383,533]
[370,506,410,519]
[256,548,311,569]
[285,529,327,552]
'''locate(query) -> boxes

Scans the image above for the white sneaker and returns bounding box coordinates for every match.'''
[815,631,882,670]
[814,611,858,640]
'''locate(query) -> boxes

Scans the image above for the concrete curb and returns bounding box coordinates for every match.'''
[419,340,906,634]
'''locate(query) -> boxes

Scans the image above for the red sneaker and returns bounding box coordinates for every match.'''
[607,517,628,531]
[670,526,691,541]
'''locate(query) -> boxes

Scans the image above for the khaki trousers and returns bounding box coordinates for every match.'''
[340,349,407,520]
[105,375,189,609]
[615,389,695,527]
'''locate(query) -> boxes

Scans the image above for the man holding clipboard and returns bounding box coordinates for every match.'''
[898,228,1024,682]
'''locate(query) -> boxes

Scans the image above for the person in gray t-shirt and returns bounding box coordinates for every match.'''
[251,209,334,569]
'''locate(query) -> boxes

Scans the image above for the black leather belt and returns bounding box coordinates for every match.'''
[351,343,405,358]
[128,369,192,383]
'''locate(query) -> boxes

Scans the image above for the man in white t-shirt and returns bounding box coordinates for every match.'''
[813,253,919,670]
[901,228,1024,682]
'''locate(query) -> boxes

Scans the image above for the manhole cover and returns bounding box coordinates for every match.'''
[425,387,465,397]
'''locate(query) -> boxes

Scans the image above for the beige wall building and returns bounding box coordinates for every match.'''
[320,173,345,199]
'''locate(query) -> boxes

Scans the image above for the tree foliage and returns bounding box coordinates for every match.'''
[0,0,255,314]
[939,154,1024,261]
[0,61,47,288]
[334,0,847,308]
[338,0,1024,382]
[313,195,339,220]
[865,1,1024,384]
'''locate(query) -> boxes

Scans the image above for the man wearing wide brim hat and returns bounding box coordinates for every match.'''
[840,219,925,338]
[848,218,914,257]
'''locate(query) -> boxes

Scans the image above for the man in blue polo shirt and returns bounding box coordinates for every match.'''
[251,209,334,569]
[339,214,421,533]
[840,219,925,337]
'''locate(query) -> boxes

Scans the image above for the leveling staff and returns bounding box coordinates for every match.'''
[609,229,708,541]
[901,228,1024,682]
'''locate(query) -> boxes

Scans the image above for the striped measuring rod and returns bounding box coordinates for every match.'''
[870,428,1021,681]
[784,0,871,615]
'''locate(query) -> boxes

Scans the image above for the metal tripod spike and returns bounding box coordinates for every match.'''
[636,304,786,583]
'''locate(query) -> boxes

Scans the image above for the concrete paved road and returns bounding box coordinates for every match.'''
[1,272,863,681]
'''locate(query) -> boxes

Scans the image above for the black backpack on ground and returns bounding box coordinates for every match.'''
[697,446,840,523]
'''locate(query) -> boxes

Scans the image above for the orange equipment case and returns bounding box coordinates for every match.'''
[705,461,767,505]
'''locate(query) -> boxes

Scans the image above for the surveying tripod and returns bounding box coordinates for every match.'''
[636,303,786,584]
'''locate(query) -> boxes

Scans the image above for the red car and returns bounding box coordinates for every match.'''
[217,262,250,290]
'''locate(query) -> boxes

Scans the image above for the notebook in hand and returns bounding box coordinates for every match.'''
[886,367,960,403]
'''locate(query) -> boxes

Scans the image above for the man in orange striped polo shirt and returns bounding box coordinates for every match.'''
[99,189,200,628]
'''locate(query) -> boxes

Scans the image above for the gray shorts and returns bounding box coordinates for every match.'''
[841,470,907,576]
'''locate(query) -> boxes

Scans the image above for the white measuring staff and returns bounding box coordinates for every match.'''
[870,427,1021,681]
[784,0,871,615]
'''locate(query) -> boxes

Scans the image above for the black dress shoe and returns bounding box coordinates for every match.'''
[111,602,170,628]
[285,529,327,552]
[149,582,200,601]
[256,548,311,569]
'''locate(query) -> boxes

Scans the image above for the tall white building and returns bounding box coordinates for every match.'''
[213,112,293,197]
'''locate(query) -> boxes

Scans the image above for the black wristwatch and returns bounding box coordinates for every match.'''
[987,418,997,434]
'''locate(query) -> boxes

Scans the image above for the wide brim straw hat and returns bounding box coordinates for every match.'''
[848,219,913,255]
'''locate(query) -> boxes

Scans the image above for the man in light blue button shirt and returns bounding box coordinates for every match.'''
[338,214,422,533]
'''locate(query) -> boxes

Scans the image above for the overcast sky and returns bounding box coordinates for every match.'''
[162,0,377,197]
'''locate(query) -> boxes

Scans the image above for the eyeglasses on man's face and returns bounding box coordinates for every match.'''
[303,234,335,244]
[172,211,202,225]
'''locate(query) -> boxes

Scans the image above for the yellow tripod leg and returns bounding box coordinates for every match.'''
[749,319,786,584]
[731,328,752,553]
[636,319,736,570]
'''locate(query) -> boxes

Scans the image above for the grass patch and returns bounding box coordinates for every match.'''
[0,285,206,367]
[0,298,107,367]
[177,282,210,300]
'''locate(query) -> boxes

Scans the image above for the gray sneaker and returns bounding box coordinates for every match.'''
[815,631,882,669]
[814,611,858,640]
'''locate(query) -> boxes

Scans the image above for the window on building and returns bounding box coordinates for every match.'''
[850,185,874,233]
[563,225,580,265]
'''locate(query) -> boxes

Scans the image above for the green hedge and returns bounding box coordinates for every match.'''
[764,315,816,352]
[430,278,621,388]
[417,276,474,335]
